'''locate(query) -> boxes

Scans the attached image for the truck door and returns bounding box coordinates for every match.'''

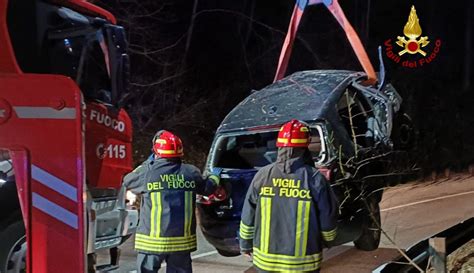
[0,74,87,273]
[0,4,87,266]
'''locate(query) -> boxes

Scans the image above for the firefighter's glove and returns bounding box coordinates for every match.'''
[209,167,223,186]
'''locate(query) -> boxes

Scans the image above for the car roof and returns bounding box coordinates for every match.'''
[217,70,366,133]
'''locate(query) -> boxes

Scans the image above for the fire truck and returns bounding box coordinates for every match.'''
[0,0,138,272]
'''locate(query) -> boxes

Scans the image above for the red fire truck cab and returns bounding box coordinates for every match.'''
[0,0,138,272]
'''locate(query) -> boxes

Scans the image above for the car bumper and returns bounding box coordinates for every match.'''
[198,216,240,254]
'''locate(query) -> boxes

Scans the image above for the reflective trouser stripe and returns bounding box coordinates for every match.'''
[184,191,193,236]
[253,256,321,272]
[240,221,255,240]
[240,221,255,232]
[135,242,196,252]
[253,247,322,272]
[150,192,162,238]
[253,247,322,262]
[135,243,196,252]
[135,234,197,252]
[295,200,311,257]
[260,197,272,252]
[322,228,337,241]
[136,234,196,243]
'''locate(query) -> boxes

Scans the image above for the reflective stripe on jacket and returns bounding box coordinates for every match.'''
[239,148,338,272]
[123,158,219,254]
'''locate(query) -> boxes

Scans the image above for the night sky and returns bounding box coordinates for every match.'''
[97,0,474,172]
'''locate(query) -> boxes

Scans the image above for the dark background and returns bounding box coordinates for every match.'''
[94,0,474,173]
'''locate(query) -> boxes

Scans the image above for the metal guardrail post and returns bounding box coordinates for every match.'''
[429,237,446,273]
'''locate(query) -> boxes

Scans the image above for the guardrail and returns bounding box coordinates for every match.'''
[373,217,474,272]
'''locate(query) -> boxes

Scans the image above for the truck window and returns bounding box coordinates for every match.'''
[48,35,112,103]
[7,1,118,105]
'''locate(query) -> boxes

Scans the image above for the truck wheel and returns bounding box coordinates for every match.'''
[0,221,26,273]
[354,197,381,251]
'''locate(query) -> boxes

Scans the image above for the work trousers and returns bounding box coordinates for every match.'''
[137,252,192,273]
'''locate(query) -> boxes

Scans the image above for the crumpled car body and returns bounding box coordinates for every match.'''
[197,70,408,256]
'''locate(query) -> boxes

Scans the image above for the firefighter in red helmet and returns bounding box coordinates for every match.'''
[239,120,339,273]
[123,130,221,273]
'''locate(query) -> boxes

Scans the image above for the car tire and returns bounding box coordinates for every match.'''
[353,197,381,251]
[0,220,26,273]
[216,249,240,257]
[392,113,415,150]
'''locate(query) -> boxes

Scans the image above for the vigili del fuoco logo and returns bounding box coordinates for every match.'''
[384,5,441,68]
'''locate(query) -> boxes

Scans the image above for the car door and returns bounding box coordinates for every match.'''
[352,82,402,145]
[335,88,378,150]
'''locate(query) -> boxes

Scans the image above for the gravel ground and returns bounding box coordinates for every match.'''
[447,239,474,273]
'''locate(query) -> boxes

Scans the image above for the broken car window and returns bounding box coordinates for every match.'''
[337,89,375,148]
[212,126,326,169]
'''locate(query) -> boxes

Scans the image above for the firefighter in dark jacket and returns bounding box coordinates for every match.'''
[239,119,339,273]
[123,130,221,273]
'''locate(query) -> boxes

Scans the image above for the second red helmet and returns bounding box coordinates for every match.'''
[276,119,310,148]
[152,130,184,158]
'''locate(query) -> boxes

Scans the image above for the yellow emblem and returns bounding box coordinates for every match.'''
[396,5,430,56]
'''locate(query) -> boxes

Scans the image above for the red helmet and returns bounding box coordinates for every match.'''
[276,119,310,148]
[152,130,184,158]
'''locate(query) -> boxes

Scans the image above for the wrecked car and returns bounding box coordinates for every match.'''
[197,69,412,256]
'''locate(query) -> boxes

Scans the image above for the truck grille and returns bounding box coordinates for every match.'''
[92,199,117,214]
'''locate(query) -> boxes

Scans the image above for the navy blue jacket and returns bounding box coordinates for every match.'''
[123,157,219,253]
[239,148,338,272]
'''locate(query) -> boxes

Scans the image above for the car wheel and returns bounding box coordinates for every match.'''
[0,220,26,273]
[216,249,240,257]
[353,197,381,251]
[392,113,415,150]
